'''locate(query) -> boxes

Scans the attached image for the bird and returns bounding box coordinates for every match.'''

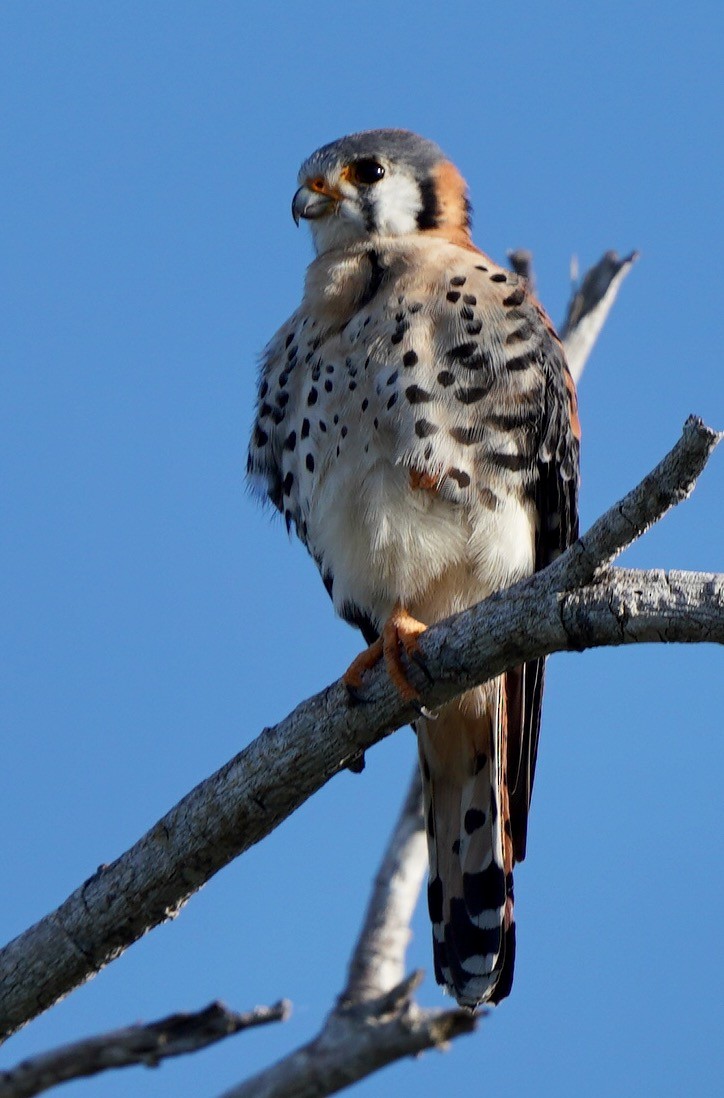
[247,129,580,1008]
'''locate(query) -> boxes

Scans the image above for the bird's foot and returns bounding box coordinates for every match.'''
[343,604,429,705]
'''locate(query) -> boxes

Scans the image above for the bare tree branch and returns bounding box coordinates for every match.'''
[561,250,640,381]
[341,767,427,1004]
[218,782,473,1098]
[0,418,720,1046]
[0,1001,289,1098]
[217,989,476,1098]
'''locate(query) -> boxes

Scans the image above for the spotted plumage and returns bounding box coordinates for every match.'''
[248,129,580,1008]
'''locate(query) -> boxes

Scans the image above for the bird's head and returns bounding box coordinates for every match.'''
[292,129,472,255]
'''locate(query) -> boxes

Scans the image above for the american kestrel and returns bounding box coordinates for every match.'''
[248,130,580,1008]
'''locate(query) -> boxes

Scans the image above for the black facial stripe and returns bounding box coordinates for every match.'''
[416,176,440,230]
[357,249,386,309]
[360,190,377,234]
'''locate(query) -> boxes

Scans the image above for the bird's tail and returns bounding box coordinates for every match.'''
[417,678,515,1008]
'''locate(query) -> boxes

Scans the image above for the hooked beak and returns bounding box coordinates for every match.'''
[292,180,341,225]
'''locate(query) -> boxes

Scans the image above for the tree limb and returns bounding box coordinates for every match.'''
[340,766,427,1005]
[0,1001,289,1098]
[217,991,476,1098]
[218,777,474,1098]
[0,418,720,1045]
[561,249,639,382]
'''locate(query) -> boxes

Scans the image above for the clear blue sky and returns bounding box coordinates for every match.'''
[2,3,722,1096]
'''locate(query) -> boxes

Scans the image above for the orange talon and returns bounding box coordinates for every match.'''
[342,602,428,703]
[343,636,384,694]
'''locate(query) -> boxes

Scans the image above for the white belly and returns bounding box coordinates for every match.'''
[307,450,536,630]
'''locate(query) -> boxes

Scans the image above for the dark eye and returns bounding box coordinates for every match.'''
[348,158,386,185]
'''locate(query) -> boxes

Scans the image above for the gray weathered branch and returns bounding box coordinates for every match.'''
[218,775,474,1098]
[0,416,719,1046]
[340,766,427,1005]
[561,249,639,381]
[0,1001,289,1098]
[218,983,476,1098]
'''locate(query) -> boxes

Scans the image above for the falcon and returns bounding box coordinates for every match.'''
[247,129,580,1008]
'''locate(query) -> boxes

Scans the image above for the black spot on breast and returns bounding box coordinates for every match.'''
[307,388,318,405]
[284,430,296,451]
[460,305,474,321]
[341,425,348,438]
[466,321,483,335]
[455,384,491,404]
[437,370,455,387]
[448,468,471,488]
[259,380,268,399]
[505,322,534,344]
[408,302,423,314]
[490,272,508,283]
[450,425,481,445]
[415,419,438,438]
[446,291,461,303]
[270,408,285,425]
[486,450,528,472]
[506,351,535,372]
[387,392,398,410]
[361,398,369,412]
[450,275,467,286]
[475,264,489,272]
[283,472,294,495]
[463,294,477,305]
[447,341,476,359]
[285,333,294,348]
[305,453,315,472]
[390,331,404,345]
[486,408,539,430]
[277,391,289,407]
[324,379,333,392]
[349,380,357,391]
[445,343,493,370]
[319,420,327,432]
[403,350,418,367]
[358,249,386,309]
[387,370,398,386]
[259,402,272,419]
[405,385,432,404]
[254,425,268,447]
[503,286,526,307]
[301,418,310,439]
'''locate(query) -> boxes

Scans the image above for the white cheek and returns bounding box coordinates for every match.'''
[372,174,421,235]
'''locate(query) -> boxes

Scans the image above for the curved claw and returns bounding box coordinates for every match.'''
[411,700,438,720]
